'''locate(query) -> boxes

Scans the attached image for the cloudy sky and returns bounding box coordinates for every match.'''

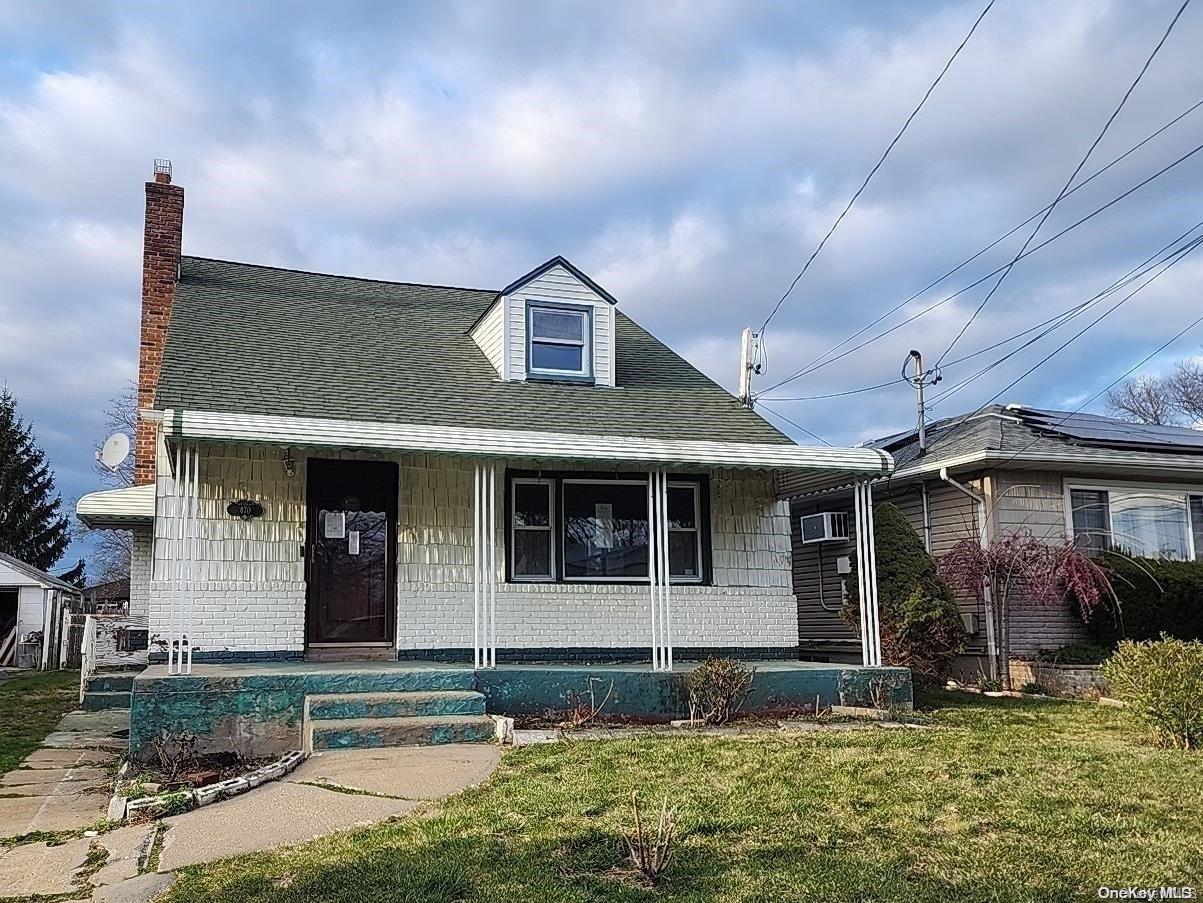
[2,0,1202,570]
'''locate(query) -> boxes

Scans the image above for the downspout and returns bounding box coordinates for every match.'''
[920,481,932,554]
[939,468,998,682]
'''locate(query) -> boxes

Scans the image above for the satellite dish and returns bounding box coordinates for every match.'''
[97,433,131,471]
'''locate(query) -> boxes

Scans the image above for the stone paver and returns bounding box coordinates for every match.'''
[290,744,501,799]
[90,870,177,903]
[1,765,109,789]
[0,836,90,896]
[21,747,116,768]
[92,824,156,887]
[158,781,420,871]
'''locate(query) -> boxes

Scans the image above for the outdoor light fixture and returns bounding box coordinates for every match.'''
[282,448,296,478]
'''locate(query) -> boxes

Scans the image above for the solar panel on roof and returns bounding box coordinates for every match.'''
[1014,406,1203,450]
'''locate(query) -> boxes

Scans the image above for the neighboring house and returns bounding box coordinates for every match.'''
[788,403,1203,676]
[76,164,904,755]
[0,551,81,668]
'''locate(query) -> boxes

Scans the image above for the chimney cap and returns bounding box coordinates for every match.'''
[153,158,172,183]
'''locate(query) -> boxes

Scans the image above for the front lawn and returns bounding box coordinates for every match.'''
[165,693,1203,902]
[0,669,80,775]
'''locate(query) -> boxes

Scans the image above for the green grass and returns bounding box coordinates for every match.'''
[0,670,79,776]
[165,693,1203,902]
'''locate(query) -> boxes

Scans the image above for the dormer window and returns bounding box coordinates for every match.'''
[527,302,592,380]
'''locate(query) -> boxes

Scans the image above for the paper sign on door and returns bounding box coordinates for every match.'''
[347,531,360,555]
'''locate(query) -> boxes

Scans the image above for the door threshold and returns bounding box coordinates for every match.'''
[304,645,397,663]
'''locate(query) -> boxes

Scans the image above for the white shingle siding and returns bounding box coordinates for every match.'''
[500,264,616,387]
[146,442,797,654]
[129,528,152,619]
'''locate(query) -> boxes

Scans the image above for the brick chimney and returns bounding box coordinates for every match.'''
[134,159,184,485]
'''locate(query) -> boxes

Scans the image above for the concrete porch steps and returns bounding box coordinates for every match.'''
[309,714,495,750]
[82,671,141,711]
[304,686,493,750]
[307,690,486,721]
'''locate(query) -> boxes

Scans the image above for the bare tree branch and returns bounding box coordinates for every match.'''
[1106,374,1179,425]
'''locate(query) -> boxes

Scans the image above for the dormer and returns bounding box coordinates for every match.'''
[471,256,617,387]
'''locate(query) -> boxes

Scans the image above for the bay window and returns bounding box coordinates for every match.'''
[1069,483,1203,560]
[508,472,707,583]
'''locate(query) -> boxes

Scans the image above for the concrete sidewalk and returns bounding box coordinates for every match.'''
[0,729,500,902]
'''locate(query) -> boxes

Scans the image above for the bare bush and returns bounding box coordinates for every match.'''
[625,791,677,884]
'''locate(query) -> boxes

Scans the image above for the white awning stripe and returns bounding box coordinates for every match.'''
[76,484,156,528]
[163,409,894,476]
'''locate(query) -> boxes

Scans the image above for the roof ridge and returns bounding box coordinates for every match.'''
[181,255,498,296]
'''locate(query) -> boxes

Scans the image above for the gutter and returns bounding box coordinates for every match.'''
[939,467,999,681]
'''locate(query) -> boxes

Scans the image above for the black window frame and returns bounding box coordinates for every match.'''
[505,469,712,585]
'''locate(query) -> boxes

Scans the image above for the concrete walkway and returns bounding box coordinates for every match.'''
[0,723,500,902]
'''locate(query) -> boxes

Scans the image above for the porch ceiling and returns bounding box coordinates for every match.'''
[161,408,893,486]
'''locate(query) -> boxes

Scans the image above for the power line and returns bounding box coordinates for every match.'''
[754,139,1203,396]
[758,221,1203,404]
[928,232,1203,408]
[755,401,834,446]
[764,97,1203,385]
[758,0,995,337]
[920,233,1203,448]
[935,0,1193,365]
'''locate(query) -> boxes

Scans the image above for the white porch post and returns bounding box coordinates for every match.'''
[168,445,184,675]
[647,470,673,672]
[473,461,497,669]
[853,478,883,667]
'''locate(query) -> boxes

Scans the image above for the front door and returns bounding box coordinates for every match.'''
[306,459,397,647]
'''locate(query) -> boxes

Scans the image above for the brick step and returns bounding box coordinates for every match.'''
[82,690,131,711]
[307,690,486,721]
[86,672,140,693]
[309,715,495,750]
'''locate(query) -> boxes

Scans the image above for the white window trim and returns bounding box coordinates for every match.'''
[667,481,704,584]
[526,302,592,379]
[561,478,649,582]
[510,478,555,582]
[1063,478,1203,561]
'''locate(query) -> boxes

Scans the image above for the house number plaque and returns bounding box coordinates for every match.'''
[227,499,265,521]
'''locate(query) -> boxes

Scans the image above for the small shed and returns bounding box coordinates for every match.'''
[0,551,82,668]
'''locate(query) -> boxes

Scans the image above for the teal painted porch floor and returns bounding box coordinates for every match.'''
[128,659,913,759]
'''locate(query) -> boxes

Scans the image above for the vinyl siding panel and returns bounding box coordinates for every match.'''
[469,299,505,375]
[991,469,1089,655]
[791,497,857,652]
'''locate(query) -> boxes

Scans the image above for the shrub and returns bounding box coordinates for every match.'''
[1100,636,1203,749]
[624,791,677,885]
[687,658,754,724]
[1034,643,1112,665]
[1020,682,1051,696]
[1083,553,1203,646]
[846,502,965,683]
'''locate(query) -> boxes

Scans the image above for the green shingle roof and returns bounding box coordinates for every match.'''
[155,257,791,445]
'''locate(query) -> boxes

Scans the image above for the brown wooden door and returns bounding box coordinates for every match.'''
[306,459,397,646]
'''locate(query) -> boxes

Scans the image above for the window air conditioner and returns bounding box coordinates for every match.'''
[800,511,850,544]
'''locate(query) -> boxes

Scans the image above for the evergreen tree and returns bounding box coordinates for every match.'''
[0,387,70,570]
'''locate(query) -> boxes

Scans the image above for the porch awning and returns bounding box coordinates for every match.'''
[162,409,893,487]
[76,484,156,529]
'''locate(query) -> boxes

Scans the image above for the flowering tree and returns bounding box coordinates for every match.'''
[941,529,1116,688]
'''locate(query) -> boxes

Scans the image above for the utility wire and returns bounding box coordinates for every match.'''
[754,139,1203,396]
[920,234,1203,449]
[765,97,1203,386]
[929,233,1203,408]
[757,220,1203,405]
[758,0,994,337]
[755,401,834,446]
[935,0,1193,365]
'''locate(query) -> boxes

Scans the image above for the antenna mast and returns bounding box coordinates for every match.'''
[903,350,940,455]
